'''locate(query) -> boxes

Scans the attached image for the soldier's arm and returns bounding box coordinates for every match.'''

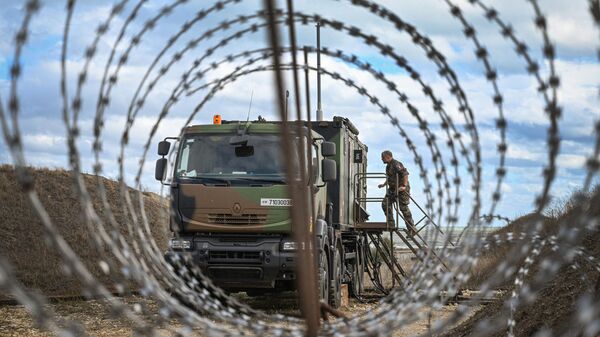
[394,162,409,188]
[401,175,408,188]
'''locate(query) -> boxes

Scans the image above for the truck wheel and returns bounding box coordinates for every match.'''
[329,247,342,308]
[318,249,330,303]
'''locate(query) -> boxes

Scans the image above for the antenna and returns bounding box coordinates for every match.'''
[316,21,323,121]
[246,89,254,123]
[303,46,311,123]
[284,90,290,121]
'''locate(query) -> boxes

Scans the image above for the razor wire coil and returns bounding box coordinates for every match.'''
[0,0,599,336]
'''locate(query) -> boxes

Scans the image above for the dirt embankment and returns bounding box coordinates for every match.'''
[445,187,600,337]
[0,165,169,299]
[461,212,549,291]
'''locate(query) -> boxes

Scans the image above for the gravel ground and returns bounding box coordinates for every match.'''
[0,292,481,336]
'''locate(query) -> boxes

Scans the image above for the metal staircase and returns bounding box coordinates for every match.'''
[353,172,454,294]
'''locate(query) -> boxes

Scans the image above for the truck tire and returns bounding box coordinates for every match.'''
[329,247,342,308]
[318,248,330,304]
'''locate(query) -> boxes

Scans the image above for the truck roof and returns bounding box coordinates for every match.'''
[183,122,283,134]
[183,116,360,136]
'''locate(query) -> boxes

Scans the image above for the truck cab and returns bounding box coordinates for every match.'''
[156,116,368,307]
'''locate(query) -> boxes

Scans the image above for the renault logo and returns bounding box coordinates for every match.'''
[232,202,242,214]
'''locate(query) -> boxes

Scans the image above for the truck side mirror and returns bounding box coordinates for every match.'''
[321,142,336,157]
[155,158,167,181]
[322,158,337,182]
[158,141,171,156]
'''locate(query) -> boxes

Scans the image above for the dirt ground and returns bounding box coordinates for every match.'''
[0,292,482,337]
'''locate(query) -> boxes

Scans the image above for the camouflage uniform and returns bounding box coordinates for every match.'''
[382,159,415,232]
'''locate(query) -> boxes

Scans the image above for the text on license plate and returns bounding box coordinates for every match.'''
[260,198,292,207]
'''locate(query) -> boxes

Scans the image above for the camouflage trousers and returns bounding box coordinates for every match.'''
[382,188,415,229]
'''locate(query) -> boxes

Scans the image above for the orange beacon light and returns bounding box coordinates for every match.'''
[213,114,222,125]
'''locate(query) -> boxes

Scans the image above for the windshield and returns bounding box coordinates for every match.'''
[175,133,308,183]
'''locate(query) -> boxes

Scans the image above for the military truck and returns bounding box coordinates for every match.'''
[155,116,370,307]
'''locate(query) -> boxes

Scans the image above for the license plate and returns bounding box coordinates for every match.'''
[260,198,292,207]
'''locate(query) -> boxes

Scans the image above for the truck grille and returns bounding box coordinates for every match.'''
[207,213,267,225]
[208,267,262,280]
[209,251,261,261]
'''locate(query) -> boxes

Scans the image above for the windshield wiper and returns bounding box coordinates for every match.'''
[180,176,231,186]
[234,177,286,185]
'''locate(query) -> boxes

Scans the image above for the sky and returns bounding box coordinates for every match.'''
[0,0,599,226]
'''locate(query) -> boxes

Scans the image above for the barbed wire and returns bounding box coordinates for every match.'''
[0,0,599,336]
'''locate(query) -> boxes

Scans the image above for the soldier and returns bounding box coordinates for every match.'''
[378,150,416,237]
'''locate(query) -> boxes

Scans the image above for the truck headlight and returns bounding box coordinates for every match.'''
[282,241,305,251]
[170,238,192,250]
[282,241,297,251]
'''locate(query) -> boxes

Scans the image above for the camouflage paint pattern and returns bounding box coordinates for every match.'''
[172,122,329,234]
[310,117,368,227]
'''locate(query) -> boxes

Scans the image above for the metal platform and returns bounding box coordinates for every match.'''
[355,222,391,231]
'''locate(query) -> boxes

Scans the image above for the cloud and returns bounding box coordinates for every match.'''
[556,154,587,170]
[22,134,67,154]
[0,0,598,225]
[506,142,543,162]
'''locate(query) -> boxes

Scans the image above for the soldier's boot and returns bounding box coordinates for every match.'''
[407,223,417,238]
